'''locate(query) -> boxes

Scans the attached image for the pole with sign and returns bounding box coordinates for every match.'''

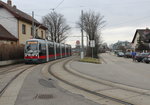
[81,10,84,59]
[90,40,95,58]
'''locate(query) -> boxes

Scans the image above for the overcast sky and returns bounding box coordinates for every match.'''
[3,0,150,46]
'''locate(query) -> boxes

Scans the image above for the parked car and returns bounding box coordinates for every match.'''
[117,52,124,57]
[135,53,150,62]
[143,55,150,64]
[124,52,132,58]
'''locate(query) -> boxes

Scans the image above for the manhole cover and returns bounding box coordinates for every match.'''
[49,78,52,80]
[34,94,54,99]
[39,79,55,88]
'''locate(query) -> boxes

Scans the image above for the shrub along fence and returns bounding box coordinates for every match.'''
[0,44,24,61]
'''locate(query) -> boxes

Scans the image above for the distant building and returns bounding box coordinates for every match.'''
[0,0,47,45]
[112,41,132,52]
[132,28,150,51]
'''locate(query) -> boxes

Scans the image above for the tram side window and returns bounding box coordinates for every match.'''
[68,47,70,54]
[48,44,50,55]
[62,47,65,54]
[67,47,69,54]
[68,47,70,53]
[70,47,72,54]
[66,47,68,54]
[56,45,60,54]
[39,44,46,55]
[49,44,54,55]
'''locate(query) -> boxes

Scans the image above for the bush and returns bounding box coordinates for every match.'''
[0,44,24,61]
[80,57,101,64]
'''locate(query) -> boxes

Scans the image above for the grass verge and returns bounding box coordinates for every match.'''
[79,57,101,64]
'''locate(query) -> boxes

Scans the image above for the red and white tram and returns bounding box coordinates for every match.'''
[24,39,72,63]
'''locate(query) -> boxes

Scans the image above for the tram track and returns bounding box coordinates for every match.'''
[0,63,26,74]
[48,57,135,105]
[64,60,150,96]
[0,63,24,70]
[0,65,36,97]
[0,64,36,75]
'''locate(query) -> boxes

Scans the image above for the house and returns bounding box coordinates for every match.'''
[0,0,47,45]
[0,24,18,44]
[112,41,132,52]
[132,28,150,51]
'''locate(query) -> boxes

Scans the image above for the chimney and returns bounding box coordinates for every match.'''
[7,0,12,6]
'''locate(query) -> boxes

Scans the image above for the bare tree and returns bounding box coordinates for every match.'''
[77,10,106,57]
[42,12,71,43]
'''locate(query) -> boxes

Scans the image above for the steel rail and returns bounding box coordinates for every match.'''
[64,59,150,96]
[0,65,34,75]
[0,65,35,97]
[0,64,25,74]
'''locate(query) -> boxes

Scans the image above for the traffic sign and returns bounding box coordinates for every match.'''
[76,40,80,45]
[90,40,95,47]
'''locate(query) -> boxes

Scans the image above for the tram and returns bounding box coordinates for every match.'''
[24,39,72,63]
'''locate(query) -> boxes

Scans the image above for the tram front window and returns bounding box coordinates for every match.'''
[25,41,38,52]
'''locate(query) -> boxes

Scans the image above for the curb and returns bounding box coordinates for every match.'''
[0,59,24,67]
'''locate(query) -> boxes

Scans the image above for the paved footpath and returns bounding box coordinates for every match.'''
[14,63,100,105]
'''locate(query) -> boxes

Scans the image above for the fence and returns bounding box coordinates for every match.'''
[0,44,24,61]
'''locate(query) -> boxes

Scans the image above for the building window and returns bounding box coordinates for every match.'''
[31,27,33,36]
[11,42,14,44]
[41,31,43,38]
[36,29,38,36]
[22,24,26,34]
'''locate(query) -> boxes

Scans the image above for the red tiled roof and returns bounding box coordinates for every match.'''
[0,24,18,41]
[0,1,47,30]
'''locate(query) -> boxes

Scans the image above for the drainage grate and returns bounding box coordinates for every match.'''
[34,94,54,99]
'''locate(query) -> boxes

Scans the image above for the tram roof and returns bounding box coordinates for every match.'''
[26,39,71,47]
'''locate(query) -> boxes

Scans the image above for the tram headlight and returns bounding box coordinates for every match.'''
[33,54,38,56]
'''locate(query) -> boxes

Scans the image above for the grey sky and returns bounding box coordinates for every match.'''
[3,0,150,46]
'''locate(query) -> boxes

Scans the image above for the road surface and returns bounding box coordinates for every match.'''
[70,53,150,90]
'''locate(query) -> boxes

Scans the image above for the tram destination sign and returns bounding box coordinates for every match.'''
[27,41,38,44]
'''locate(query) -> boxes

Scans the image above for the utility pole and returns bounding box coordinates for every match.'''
[32,11,35,38]
[81,10,84,59]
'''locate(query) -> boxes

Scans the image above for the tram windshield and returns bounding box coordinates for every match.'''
[25,41,38,52]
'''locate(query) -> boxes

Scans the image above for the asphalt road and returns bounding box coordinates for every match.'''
[70,53,150,90]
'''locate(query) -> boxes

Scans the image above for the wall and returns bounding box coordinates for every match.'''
[38,28,46,39]
[0,7,18,38]
[18,20,46,44]
[18,20,32,44]
[132,33,140,49]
